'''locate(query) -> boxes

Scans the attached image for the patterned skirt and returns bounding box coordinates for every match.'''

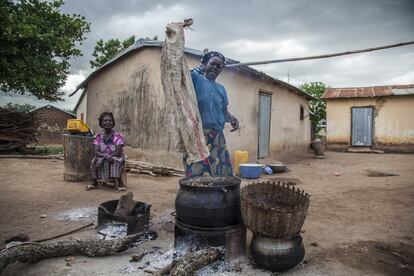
[91,155,125,179]
[183,129,233,177]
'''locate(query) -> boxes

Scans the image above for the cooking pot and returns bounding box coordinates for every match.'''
[175,176,241,227]
[250,234,305,272]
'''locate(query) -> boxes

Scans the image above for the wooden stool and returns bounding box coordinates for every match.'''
[97,170,128,190]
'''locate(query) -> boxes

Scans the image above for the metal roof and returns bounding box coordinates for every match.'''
[321,84,414,99]
[71,38,315,107]
[31,104,76,117]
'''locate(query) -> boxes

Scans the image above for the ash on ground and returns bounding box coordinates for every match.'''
[55,207,97,221]
[97,222,128,240]
[118,264,137,274]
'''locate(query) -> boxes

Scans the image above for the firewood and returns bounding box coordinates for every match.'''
[125,160,184,177]
[154,248,222,276]
[0,109,40,153]
[0,233,149,274]
[114,192,135,217]
[153,262,175,276]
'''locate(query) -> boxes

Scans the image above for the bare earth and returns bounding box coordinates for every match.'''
[0,152,413,275]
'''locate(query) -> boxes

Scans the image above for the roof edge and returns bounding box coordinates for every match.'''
[31,104,76,117]
[71,38,316,101]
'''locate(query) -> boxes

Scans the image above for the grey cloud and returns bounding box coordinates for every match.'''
[5,0,412,109]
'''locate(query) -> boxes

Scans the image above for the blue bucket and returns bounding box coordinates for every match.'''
[239,164,263,179]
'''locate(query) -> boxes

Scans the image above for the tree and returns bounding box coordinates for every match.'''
[300,82,327,138]
[0,0,90,101]
[90,36,135,69]
[90,35,158,69]
[1,103,36,113]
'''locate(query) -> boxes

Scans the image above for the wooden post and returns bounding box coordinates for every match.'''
[63,134,95,182]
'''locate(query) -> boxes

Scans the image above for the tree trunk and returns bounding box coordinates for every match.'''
[63,134,95,182]
[0,233,145,274]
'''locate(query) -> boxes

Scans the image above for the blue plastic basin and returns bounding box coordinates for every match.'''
[239,164,263,179]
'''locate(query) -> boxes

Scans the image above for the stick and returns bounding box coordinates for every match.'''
[33,223,94,243]
[227,40,414,67]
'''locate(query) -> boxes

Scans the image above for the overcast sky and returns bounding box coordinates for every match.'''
[2,0,413,109]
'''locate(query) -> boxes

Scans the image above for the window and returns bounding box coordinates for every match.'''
[300,105,304,120]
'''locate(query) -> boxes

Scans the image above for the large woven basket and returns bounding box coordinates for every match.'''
[241,181,310,238]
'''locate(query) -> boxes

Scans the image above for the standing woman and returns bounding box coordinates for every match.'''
[88,112,126,191]
[184,51,239,177]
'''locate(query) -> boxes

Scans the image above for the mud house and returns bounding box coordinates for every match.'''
[321,84,414,153]
[73,39,314,166]
[31,104,75,144]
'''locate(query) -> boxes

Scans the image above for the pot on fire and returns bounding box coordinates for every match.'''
[175,176,242,228]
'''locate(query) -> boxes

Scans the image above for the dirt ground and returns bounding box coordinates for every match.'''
[0,151,413,275]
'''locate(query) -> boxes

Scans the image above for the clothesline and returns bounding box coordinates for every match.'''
[226,40,414,67]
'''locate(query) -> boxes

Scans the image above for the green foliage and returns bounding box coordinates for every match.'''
[1,103,36,112]
[145,35,158,40]
[0,0,91,101]
[90,35,136,69]
[90,35,158,69]
[300,82,327,135]
[32,146,64,155]
[64,108,75,114]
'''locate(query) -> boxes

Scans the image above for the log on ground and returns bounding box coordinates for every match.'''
[169,247,223,276]
[0,233,146,274]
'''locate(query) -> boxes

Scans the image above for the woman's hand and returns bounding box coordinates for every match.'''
[104,154,114,163]
[230,116,239,132]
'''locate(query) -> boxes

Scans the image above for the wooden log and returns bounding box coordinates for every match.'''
[63,134,95,182]
[114,192,135,217]
[124,160,184,177]
[0,154,64,160]
[153,262,174,276]
[169,248,223,276]
[0,233,147,274]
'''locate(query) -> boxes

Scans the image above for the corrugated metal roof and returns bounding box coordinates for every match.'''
[71,38,315,103]
[31,104,76,117]
[321,84,414,99]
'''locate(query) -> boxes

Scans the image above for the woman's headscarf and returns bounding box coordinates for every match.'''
[201,51,227,67]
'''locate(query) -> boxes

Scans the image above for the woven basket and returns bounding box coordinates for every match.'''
[241,181,310,238]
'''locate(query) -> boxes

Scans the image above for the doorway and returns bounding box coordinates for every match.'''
[351,106,374,146]
[258,92,272,158]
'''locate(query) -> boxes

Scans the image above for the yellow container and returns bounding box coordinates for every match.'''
[233,150,249,175]
[66,119,91,133]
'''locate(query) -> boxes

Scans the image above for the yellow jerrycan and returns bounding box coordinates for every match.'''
[233,151,249,175]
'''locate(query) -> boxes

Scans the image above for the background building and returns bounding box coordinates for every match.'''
[322,84,414,153]
[73,39,314,166]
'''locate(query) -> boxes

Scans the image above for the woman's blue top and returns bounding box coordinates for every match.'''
[191,68,229,130]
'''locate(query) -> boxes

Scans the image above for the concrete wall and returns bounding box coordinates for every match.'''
[326,96,414,152]
[83,47,311,166]
[76,93,87,122]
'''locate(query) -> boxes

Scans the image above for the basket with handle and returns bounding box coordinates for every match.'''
[241,181,310,238]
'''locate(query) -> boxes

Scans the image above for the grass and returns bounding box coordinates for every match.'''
[32,146,64,155]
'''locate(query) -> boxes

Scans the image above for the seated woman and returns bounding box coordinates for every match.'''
[87,112,126,191]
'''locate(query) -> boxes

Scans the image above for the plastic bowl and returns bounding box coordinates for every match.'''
[267,164,287,173]
[239,164,263,179]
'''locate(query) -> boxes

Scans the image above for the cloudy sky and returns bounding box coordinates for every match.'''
[2,0,413,109]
